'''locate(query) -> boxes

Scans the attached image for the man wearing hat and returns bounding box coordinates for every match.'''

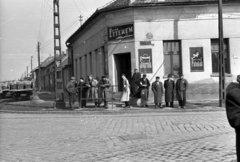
[164,74,175,107]
[176,74,188,109]
[226,75,240,161]
[66,76,77,109]
[98,75,111,108]
[152,76,164,108]
[137,74,150,107]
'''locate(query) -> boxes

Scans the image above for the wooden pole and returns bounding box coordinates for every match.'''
[38,41,41,91]
[218,0,225,107]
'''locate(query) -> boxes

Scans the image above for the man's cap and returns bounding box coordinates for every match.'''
[237,75,240,83]
[156,76,160,79]
[71,76,76,80]
[143,74,147,77]
[168,74,172,78]
[102,75,106,78]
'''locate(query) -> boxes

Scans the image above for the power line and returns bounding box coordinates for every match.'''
[79,0,90,15]
[72,0,83,14]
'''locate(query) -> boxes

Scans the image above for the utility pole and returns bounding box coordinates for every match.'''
[79,15,83,26]
[26,66,28,77]
[218,0,225,107]
[31,56,33,77]
[53,0,65,108]
[37,41,41,91]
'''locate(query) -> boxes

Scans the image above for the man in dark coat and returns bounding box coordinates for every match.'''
[131,69,141,96]
[164,74,175,107]
[98,75,111,109]
[226,75,240,161]
[136,74,150,107]
[176,74,188,109]
[66,76,77,109]
[152,76,164,109]
[78,78,87,108]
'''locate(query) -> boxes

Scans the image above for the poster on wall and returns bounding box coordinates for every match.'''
[139,49,153,73]
[190,47,204,72]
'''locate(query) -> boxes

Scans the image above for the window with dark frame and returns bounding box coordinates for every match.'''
[211,39,230,74]
[163,41,182,77]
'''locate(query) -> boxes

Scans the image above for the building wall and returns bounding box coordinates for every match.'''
[68,3,240,100]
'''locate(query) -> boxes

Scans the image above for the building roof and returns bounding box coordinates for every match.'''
[65,0,239,45]
[32,54,66,72]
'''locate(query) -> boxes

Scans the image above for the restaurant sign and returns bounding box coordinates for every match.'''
[190,47,204,72]
[108,24,134,41]
[139,49,153,73]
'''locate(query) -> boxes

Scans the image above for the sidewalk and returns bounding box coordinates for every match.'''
[1,98,225,114]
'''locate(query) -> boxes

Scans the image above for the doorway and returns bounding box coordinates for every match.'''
[114,53,131,91]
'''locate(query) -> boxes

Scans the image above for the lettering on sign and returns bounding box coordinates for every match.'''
[108,24,134,41]
[190,47,204,72]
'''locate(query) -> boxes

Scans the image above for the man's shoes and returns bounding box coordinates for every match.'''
[178,106,181,109]
[159,105,163,108]
[155,106,158,109]
[182,106,186,109]
[146,105,149,107]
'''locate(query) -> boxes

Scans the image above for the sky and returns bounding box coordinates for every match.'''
[0,0,112,82]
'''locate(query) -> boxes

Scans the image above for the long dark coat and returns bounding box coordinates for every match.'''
[176,79,188,101]
[152,81,163,104]
[78,82,88,107]
[98,79,111,102]
[226,87,240,160]
[131,72,141,95]
[164,79,175,102]
[134,78,150,99]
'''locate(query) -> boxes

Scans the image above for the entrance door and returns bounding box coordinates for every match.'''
[114,53,131,91]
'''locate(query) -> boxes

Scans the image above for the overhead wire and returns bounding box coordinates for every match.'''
[79,0,90,15]
[72,0,83,15]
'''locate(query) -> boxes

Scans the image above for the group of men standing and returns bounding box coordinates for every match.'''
[66,75,111,109]
[66,69,189,109]
[130,69,189,109]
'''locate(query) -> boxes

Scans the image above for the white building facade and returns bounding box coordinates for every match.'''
[66,0,240,100]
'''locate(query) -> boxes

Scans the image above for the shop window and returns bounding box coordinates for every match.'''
[211,39,230,74]
[163,41,182,77]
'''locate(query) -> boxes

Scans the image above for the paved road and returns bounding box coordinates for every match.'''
[0,111,236,162]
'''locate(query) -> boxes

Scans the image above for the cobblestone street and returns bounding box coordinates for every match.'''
[0,111,236,162]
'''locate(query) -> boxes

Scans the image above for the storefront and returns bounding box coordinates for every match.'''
[66,0,240,100]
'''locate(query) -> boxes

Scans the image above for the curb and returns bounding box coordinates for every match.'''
[0,107,226,115]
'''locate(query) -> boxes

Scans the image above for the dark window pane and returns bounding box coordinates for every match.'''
[164,55,171,75]
[163,41,181,77]
[172,54,180,77]
[211,39,230,73]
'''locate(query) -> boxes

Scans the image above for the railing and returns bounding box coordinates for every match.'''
[77,85,121,109]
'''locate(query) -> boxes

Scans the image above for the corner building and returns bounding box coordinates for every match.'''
[66,0,240,100]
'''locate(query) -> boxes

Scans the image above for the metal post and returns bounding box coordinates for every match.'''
[53,0,65,108]
[218,0,225,107]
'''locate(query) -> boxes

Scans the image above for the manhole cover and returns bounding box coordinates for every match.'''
[119,134,148,141]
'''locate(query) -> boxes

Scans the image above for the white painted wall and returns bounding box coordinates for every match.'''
[69,3,240,85]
